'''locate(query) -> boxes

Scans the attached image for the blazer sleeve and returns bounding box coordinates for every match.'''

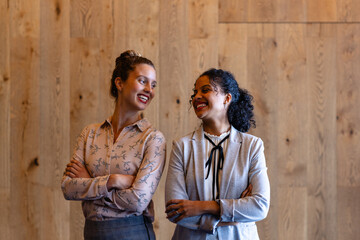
[218,138,270,223]
[165,139,220,234]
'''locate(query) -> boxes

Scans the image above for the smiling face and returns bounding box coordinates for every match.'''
[116,63,157,112]
[191,75,231,122]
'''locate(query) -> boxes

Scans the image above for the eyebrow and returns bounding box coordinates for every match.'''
[194,84,211,90]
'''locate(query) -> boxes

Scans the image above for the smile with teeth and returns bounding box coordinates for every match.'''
[138,94,149,103]
[195,103,207,110]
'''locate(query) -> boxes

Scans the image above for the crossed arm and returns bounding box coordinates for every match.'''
[165,184,252,223]
[65,160,134,190]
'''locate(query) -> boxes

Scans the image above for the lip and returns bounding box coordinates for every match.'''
[193,101,207,111]
[137,94,150,104]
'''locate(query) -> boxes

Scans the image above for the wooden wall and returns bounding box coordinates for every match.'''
[1,0,359,239]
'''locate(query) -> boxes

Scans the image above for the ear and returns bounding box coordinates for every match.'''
[224,93,232,105]
[115,77,123,91]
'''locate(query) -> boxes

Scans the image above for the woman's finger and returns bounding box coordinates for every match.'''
[71,160,84,168]
[166,199,181,207]
[165,203,181,213]
[66,166,79,175]
[241,188,249,198]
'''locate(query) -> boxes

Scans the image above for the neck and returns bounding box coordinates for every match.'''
[111,100,140,133]
[202,119,231,136]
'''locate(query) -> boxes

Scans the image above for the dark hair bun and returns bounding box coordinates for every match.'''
[116,50,142,65]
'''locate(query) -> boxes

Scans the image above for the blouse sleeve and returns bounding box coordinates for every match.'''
[165,140,220,234]
[61,126,110,200]
[104,131,166,213]
[218,138,270,222]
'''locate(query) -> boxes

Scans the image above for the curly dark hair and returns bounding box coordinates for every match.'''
[198,68,256,132]
[110,50,155,99]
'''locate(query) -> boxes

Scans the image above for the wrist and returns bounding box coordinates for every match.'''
[201,201,220,216]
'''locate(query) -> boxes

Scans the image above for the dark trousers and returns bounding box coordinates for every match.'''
[84,215,155,240]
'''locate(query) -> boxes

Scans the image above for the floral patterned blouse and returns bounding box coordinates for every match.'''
[61,117,166,221]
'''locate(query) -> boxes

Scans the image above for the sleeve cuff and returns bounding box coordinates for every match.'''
[97,175,110,196]
[199,214,220,234]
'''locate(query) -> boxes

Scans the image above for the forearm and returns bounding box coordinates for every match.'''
[61,174,109,200]
[197,201,220,216]
[106,174,134,191]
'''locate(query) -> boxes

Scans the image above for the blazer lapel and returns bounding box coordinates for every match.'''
[191,127,206,201]
[220,126,242,198]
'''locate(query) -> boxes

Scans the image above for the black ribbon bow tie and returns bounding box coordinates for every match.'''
[204,134,230,200]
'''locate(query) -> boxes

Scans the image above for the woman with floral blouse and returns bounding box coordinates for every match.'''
[62,50,166,240]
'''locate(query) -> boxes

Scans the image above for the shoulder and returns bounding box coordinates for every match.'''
[172,130,196,146]
[140,119,166,145]
[78,121,105,138]
[233,130,264,151]
[146,127,166,143]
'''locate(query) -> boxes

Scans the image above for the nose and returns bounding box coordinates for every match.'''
[144,82,152,93]
[193,91,201,100]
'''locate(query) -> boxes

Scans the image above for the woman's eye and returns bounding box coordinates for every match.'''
[151,83,157,89]
[138,78,146,84]
[202,88,209,93]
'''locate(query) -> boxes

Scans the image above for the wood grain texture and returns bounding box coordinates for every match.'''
[9,0,41,239]
[70,0,101,38]
[218,24,248,88]
[338,0,360,22]
[219,0,360,22]
[2,1,360,239]
[276,24,308,187]
[39,0,70,239]
[69,37,100,240]
[278,187,307,240]
[246,24,278,240]
[307,0,337,22]
[306,24,337,240]
[0,0,10,239]
[158,0,192,238]
[337,187,360,239]
[336,24,360,240]
[336,24,360,188]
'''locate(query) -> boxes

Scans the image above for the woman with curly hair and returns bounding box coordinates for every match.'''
[165,68,270,239]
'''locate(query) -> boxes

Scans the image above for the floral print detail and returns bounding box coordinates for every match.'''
[61,117,166,221]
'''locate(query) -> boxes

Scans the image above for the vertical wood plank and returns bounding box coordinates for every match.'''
[278,187,307,240]
[159,0,190,239]
[276,24,308,239]
[336,23,360,240]
[39,0,70,239]
[69,37,100,240]
[0,0,10,238]
[70,0,101,38]
[246,24,279,240]
[9,0,40,239]
[97,0,115,120]
[306,23,337,240]
[276,24,308,187]
[337,187,360,239]
[218,24,248,88]
[159,0,190,139]
[336,24,360,187]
